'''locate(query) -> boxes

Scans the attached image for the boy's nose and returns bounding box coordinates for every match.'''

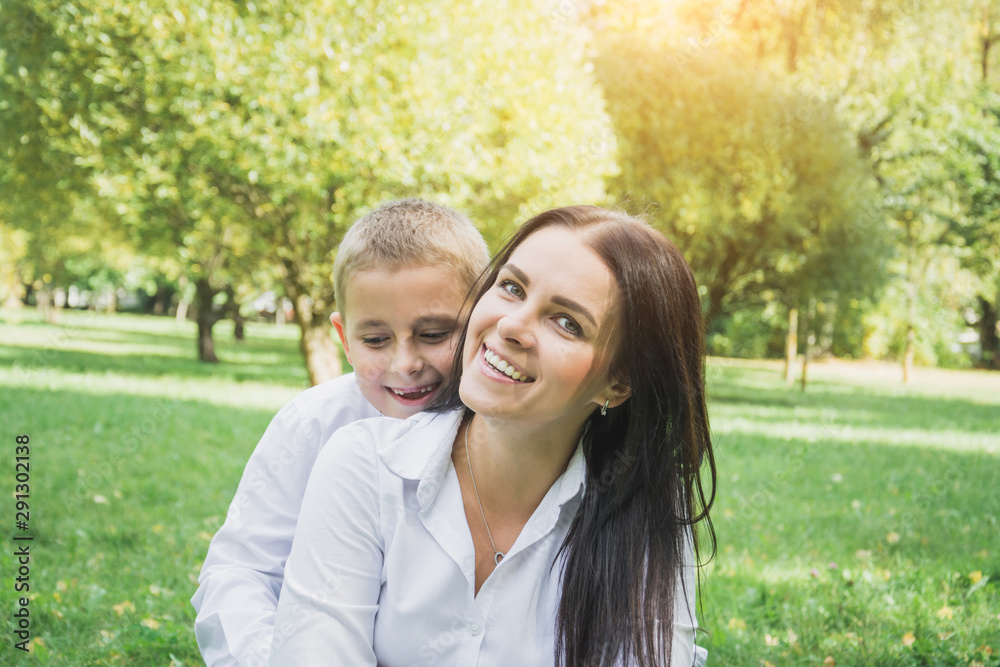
[390,342,424,376]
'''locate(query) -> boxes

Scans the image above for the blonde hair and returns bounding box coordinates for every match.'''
[333,199,488,315]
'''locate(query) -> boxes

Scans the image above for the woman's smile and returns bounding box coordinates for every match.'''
[480,344,535,383]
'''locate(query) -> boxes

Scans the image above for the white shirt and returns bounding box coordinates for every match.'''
[192,373,382,667]
[270,409,707,666]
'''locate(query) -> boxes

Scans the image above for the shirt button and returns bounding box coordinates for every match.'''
[470,623,482,636]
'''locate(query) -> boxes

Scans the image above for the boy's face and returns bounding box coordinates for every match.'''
[331,265,467,419]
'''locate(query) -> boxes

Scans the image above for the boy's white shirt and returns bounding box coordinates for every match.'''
[191,373,382,667]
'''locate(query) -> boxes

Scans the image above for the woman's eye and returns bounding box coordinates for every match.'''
[555,316,581,335]
[362,336,390,347]
[498,279,525,298]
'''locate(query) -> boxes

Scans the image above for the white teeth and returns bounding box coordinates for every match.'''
[392,386,434,396]
[484,348,532,382]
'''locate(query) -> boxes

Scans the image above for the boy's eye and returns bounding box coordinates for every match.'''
[361,336,390,347]
[555,315,581,336]
[420,330,453,343]
[498,279,525,299]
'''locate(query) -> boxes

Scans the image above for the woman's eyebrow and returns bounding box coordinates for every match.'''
[504,263,597,327]
[552,296,596,326]
[503,263,531,286]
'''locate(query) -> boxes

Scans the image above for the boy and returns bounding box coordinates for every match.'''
[191,199,489,666]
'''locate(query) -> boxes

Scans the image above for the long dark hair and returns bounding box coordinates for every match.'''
[432,206,716,666]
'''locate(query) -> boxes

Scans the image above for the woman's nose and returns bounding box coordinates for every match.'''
[496,310,537,348]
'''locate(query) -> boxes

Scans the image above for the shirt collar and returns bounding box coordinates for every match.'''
[377,409,464,482]
[378,409,587,509]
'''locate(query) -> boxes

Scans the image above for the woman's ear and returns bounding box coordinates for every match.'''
[330,312,353,365]
[606,380,632,409]
[595,377,631,412]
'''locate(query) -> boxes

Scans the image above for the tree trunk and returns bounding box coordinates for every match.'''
[281,257,342,385]
[784,307,798,386]
[903,280,917,383]
[175,274,190,322]
[979,294,1000,370]
[197,318,219,363]
[800,301,814,392]
[300,320,342,385]
[194,277,224,363]
[234,311,245,341]
[37,288,56,323]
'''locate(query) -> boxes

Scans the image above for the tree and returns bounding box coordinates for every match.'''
[2,0,616,383]
[591,31,884,341]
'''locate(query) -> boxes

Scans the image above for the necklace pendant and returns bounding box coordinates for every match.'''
[494,551,505,565]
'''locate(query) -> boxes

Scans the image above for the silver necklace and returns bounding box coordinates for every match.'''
[464,418,505,565]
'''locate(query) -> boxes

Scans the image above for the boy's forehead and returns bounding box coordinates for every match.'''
[340,264,468,327]
[351,313,458,329]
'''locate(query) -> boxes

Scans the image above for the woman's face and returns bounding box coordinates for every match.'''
[459,225,627,432]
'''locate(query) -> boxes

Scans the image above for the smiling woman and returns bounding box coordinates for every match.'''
[271,206,716,667]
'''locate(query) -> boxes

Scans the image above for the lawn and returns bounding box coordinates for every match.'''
[1,308,997,666]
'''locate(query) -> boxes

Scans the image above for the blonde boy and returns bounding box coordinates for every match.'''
[192,199,488,667]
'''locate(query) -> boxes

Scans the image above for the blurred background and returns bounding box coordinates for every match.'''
[2,1,999,665]
[3,0,998,383]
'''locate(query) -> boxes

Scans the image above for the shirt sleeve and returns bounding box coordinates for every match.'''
[191,398,326,667]
[268,422,384,666]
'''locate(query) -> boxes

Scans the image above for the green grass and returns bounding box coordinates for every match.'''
[701,359,1000,666]
[1,308,998,666]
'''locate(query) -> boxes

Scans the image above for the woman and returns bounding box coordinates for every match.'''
[270,206,715,666]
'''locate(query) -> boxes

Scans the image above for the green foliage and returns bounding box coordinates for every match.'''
[591,4,889,338]
[1,0,616,378]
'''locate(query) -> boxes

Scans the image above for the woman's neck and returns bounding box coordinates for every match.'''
[460,411,587,518]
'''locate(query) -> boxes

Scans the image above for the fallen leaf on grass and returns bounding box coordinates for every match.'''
[141,618,160,630]
[886,531,901,544]
[936,605,953,620]
[823,658,835,666]
[902,632,916,647]
[728,618,746,632]
[113,601,135,615]
[765,634,780,647]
